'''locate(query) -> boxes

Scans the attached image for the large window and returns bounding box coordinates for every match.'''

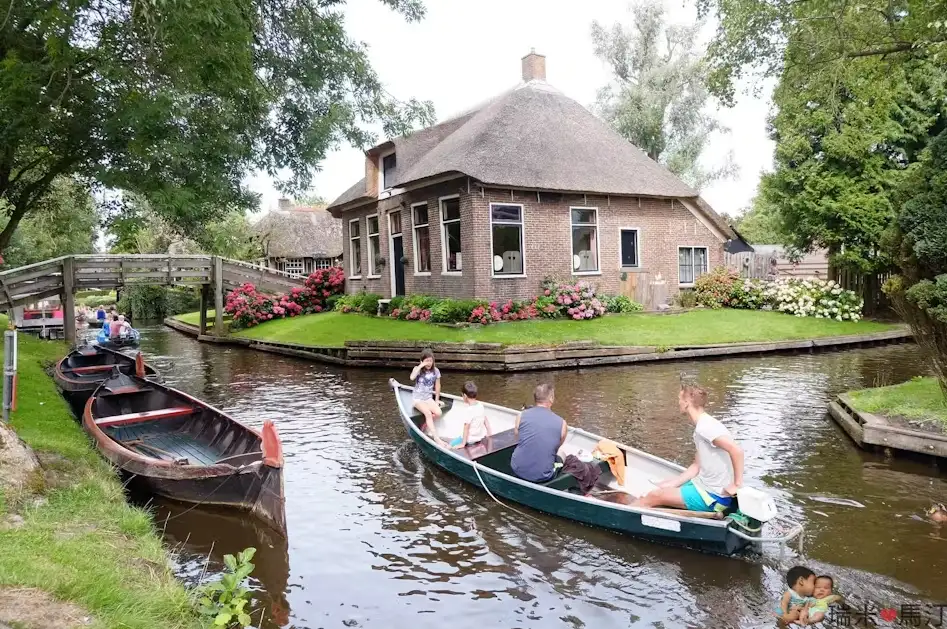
[284,258,304,277]
[315,258,333,270]
[679,246,708,285]
[367,214,381,277]
[412,202,431,274]
[348,218,361,278]
[570,207,599,274]
[381,153,396,190]
[490,203,524,276]
[440,196,462,273]
[620,228,640,268]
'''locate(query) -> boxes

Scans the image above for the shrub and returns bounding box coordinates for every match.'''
[404,294,441,311]
[225,283,276,329]
[334,292,382,314]
[763,277,862,320]
[694,266,741,309]
[602,294,644,314]
[429,298,485,323]
[389,296,405,311]
[533,295,560,318]
[225,268,345,329]
[549,280,607,320]
[676,289,697,308]
[297,267,345,312]
[729,278,769,310]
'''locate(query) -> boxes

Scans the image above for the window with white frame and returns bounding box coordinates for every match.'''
[381,153,396,190]
[678,246,708,284]
[619,229,640,268]
[367,215,381,277]
[349,219,362,277]
[490,203,524,276]
[412,203,431,273]
[570,207,599,273]
[440,197,461,273]
[284,258,304,277]
[315,258,333,270]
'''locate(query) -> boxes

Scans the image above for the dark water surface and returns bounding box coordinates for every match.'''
[127,324,947,628]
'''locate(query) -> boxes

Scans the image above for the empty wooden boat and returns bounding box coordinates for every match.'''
[54,345,159,414]
[84,372,286,533]
[390,379,802,555]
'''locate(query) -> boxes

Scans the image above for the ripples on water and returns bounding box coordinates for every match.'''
[128,326,947,628]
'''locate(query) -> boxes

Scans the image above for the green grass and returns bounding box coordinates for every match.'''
[173,308,898,348]
[847,377,947,428]
[75,290,117,309]
[175,310,214,326]
[0,320,199,629]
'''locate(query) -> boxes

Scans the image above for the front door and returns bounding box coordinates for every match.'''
[389,211,406,296]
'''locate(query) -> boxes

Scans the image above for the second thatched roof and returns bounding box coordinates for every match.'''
[254,205,342,259]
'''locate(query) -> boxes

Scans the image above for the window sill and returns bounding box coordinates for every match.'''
[414,271,432,277]
[349,276,363,280]
[491,274,526,279]
[441,271,462,276]
[572,271,602,276]
[366,275,381,280]
[620,266,645,272]
[679,283,695,288]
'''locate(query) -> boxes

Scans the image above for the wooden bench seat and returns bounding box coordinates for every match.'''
[95,406,194,428]
[64,364,119,374]
[456,428,519,461]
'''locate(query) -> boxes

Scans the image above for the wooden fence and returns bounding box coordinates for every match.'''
[833,268,891,315]
[617,272,669,310]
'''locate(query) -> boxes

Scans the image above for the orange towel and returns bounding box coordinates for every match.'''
[594,439,625,486]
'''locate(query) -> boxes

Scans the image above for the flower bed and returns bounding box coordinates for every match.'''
[224,267,345,329]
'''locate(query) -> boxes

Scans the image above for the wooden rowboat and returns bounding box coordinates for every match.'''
[84,372,286,533]
[390,379,802,555]
[54,345,159,415]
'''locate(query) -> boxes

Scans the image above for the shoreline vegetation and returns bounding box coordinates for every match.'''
[175,309,897,348]
[0,320,199,629]
[847,377,947,431]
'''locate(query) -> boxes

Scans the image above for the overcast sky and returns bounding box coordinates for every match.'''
[245,0,775,217]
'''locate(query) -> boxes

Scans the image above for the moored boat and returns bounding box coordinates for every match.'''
[54,345,159,415]
[83,372,286,533]
[389,379,802,555]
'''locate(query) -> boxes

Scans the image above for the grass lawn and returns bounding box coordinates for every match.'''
[0,320,199,628]
[847,377,947,428]
[173,309,899,348]
[175,310,215,326]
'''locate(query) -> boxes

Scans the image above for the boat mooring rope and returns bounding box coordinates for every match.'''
[471,460,548,526]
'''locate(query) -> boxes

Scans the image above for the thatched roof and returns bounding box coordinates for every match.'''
[328,78,701,210]
[253,204,342,258]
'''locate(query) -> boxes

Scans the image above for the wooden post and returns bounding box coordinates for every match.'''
[213,257,224,336]
[62,257,76,346]
[199,284,209,335]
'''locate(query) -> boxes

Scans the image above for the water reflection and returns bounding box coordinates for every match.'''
[129,324,946,628]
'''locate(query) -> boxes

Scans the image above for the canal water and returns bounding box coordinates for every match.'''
[127,324,946,628]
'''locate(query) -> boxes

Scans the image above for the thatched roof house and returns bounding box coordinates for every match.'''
[254,199,342,276]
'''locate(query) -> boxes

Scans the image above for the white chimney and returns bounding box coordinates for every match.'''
[521,48,546,82]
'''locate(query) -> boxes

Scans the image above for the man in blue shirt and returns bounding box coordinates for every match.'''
[511,383,568,482]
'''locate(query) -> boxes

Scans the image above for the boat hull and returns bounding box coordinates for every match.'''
[53,348,159,417]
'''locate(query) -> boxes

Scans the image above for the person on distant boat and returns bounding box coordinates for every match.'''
[117,314,131,337]
[109,314,122,339]
[96,305,106,321]
[449,381,492,449]
[633,385,744,512]
[510,383,568,483]
[410,348,443,444]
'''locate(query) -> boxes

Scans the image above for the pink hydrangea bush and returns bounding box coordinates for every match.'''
[549,281,607,320]
[225,268,345,329]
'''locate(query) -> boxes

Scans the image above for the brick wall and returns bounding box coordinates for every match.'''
[342,182,724,302]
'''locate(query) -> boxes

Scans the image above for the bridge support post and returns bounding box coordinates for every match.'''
[62,257,76,346]
[213,257,224,336]
[199,284,209,335]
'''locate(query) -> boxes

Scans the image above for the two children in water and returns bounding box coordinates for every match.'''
[776,565,841,626]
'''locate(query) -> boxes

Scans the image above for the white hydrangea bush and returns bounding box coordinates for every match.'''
[761,278,863,321]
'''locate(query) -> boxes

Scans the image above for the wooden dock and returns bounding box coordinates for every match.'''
[829,394,947,458]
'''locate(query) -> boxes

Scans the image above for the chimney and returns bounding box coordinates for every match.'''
[278,197,293,211]
[521,48,546,82]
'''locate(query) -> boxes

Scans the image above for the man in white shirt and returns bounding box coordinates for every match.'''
[633,385,744,512]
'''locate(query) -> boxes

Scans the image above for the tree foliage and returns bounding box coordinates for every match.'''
[591,0,735,191]
[0,0,434,251]
[732,194,785,245]
[0,177,97,267]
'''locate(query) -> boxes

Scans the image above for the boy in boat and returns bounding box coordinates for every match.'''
[773,565,815,624]
[449,381,492,449]
[410,348,444,444]
[632,384,744,513]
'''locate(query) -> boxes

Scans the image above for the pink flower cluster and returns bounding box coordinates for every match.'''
[390,306,431,321]
[224,268,345,330]
[550,281,606,320]
[468,299,539,325]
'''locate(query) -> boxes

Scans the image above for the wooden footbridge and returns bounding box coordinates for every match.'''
[0,255,306,343]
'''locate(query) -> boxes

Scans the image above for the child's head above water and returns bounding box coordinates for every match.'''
[786,565,816,596]
[462,381,478,402]
[813,575,834,599]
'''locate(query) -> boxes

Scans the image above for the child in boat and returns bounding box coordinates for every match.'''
[774,565,815,624]
[803,575,842,625]
[410,348,443,444]
[449,381,492,449]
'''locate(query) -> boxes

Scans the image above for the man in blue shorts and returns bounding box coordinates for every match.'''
[633,385,744,512]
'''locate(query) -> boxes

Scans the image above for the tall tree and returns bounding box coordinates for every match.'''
[591,1,735,190]
[0,0,434,252]
[732,194,785,245]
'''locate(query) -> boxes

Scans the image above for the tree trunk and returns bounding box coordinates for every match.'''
[0,203,30,251]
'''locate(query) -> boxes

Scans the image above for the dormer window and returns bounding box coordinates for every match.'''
[381,152,396,191]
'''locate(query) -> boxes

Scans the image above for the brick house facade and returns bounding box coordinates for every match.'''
[331,51,743,303]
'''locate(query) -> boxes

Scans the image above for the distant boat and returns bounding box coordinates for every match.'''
[83,372,286,533]
[389,379,802,555]
[96,326,141,348]
[53,345,159,414]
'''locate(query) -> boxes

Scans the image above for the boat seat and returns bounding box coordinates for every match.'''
[65,364,119,374]
[543,459,611,493]
[459,428,519,461]
[95,406,194,428]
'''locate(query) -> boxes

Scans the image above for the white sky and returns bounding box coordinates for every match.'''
[245,0,775,217]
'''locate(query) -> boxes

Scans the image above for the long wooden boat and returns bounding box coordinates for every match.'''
[390,379,802,555]
[54,345,159,414]
[84,372,286,533]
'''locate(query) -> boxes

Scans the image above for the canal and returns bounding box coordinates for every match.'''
[128,324,947,628]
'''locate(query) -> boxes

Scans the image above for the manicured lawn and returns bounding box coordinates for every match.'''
[847,377,947,428]
[0,321,199,628]
[175,310,216,326]
[174,309,899,347]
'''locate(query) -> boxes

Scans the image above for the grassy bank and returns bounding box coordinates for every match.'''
[176,309,898,347]
[847,377,947,428]
[0,323,199,628]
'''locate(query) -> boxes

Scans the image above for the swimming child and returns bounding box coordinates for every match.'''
[410,348,443,444]
[774,565,815,624]
[449,381,492,449]
[802,575,842,625]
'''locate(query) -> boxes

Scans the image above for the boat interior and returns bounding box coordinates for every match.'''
[399,387,707,513]
[60,347,140,382]
[91,375,264,467]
